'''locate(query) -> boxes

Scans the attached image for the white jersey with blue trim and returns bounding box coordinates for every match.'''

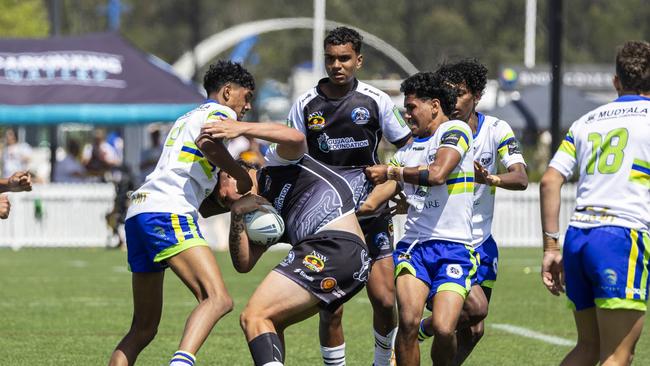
[471,113,526,246]
[389,120,475,245]
[549,95,650,230]
[126,100,238,219]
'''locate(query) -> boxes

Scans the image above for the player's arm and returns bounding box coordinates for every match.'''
[0,171,32,193]
[365,147,461,186]
[539,167,566,295]
[357,180,400,216]
[201,119,306,160]
[474,162,528,190]
[195,133,253,194]
[227,194,269,273]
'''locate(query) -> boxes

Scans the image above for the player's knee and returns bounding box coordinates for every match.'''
[369,291,396,313]
[398,311,422,335]
[320,306,343,326]
[129,324,158,347]
[240,306,264,332]
[203,292,234,316]
[432,322,456,342]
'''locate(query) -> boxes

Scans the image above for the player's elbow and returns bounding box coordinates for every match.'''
[428,173,446,186]
[514,175,529,190]
[232,259,254,273]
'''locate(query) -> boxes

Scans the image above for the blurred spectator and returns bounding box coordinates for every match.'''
[84,129,120,181]
[2,129,32,178]
[139,129,163,183]
[54,139,87,183]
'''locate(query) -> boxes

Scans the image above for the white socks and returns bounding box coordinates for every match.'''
[373,328,397,366]
[320,343,346,366]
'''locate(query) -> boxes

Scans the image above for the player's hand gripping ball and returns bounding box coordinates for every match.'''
[244,204,285,246]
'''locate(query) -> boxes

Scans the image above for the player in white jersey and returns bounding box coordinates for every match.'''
[541,41,650,365]
[365,72,481,366]
[109,61,256,366]
[418,59,529,365]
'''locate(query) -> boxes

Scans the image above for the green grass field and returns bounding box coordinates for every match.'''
[1,247,649,365]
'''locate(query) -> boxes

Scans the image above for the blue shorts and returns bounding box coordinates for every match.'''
[393,239,478,302]
[125,212,208,273]
[475,236,499,288]
[564,225,650,312]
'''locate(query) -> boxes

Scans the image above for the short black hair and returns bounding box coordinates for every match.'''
[436,59,488,97]
[203,60,255,95]
[400,72,458,116]
[324,27,363,53]
[616,40,650,93]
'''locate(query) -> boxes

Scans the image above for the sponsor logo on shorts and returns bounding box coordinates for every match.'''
[625,287,647,297]
[153,226,166,238]
[353,249,370,282]
[280,250,296,267]
[351,107,370,125]
[397,252,411,261]
[303,251,327,272]
[603,268,617,285]
[307,111,326,131]
[492,257,498,275]
[320,277,337,292]
[446,264,463,279]
[374,232,391,251]
[294,268,315,282]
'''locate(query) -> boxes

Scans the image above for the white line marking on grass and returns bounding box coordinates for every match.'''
[69,260,88,268]
[112,266,129,273]
[490,323,574,347]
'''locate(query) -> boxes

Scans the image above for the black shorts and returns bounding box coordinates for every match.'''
[360,213,394,261]
[274,230,370,311]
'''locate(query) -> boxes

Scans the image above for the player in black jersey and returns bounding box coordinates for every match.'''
[200,118,371,366]
[287,26,411,366]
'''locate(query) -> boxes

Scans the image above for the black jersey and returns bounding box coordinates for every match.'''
[288,78,410,167]
[257,154,358,244]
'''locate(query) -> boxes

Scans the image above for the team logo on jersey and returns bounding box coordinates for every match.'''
[307,111,326,130]
[320,277,337,292]
[280,250,296,267]
[318,133,330,152]
[446,264,463,279]
[480,152,493,166]
[374,232,391,251]
[351,107,370,125]
[353,249,371,282]
[303,251,327,272]
[603,268,617,285]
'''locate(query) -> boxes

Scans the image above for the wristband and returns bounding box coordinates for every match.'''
[543,231,561,240]
[418,166,429,186]
[543,235,561,252]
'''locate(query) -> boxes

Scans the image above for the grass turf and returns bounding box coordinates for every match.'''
[0,247,648,365]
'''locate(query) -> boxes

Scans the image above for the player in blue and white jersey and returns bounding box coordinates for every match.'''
[540,40,650,365]
[418,59,529,364]
[109,61,255,366]
[365,72,481,366]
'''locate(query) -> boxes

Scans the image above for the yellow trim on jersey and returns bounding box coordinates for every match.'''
[446,172,475,195]
[389,156,402,167]
[178,142,216,178]
[557,132,576,158]
[627,229,640,299]
[630,159,650,188]
[497,132,516,158]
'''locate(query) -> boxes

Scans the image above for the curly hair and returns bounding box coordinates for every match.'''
[324,27,363,53]
[203,60,255,95]
[400,72,457,116]
[616,40,650,93]
[435,59,488,97]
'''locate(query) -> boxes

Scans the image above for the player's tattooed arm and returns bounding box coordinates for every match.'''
[228,195,267,273]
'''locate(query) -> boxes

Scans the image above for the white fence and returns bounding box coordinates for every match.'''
[0,183,577,249]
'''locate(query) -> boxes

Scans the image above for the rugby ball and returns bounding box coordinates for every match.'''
[244,204,285,246]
